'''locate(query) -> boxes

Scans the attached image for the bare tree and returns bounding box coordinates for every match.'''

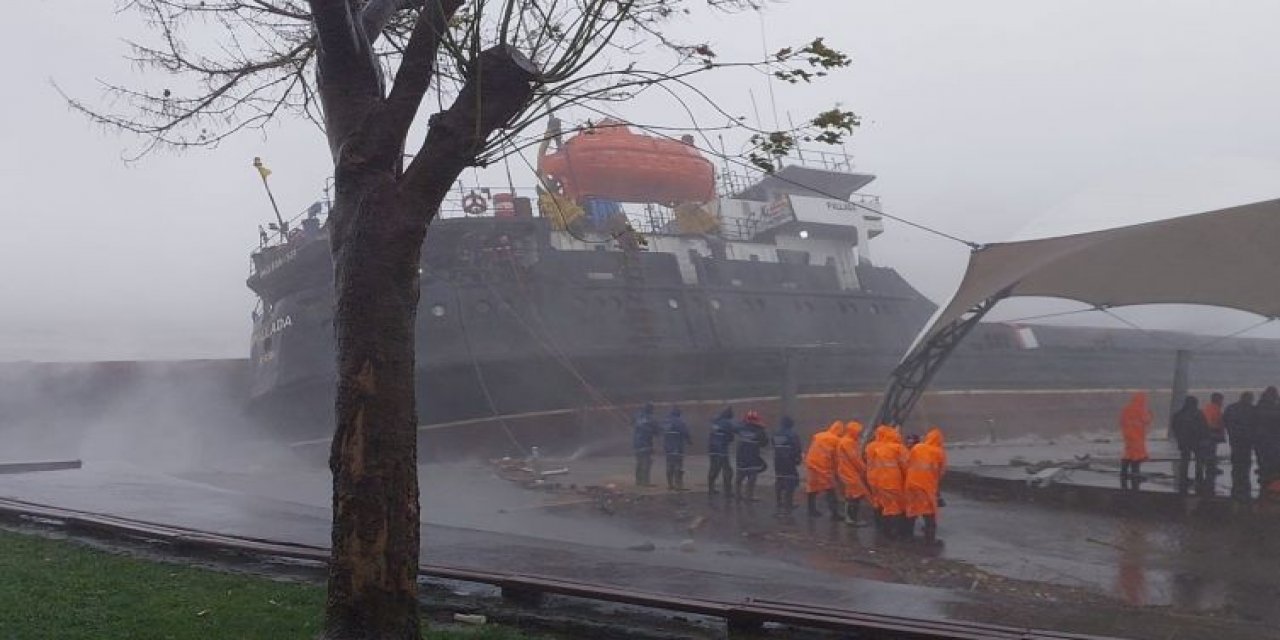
[72,1,854,638]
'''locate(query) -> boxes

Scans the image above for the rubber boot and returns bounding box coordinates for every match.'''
[903,516,917,539]
[826,490,841,520]
[923,515,938,544]
[746,474,759,502]
[844,499,865,526]
[807,492,822,518]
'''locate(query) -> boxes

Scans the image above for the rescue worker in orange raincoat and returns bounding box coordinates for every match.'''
[865,425,908,535]
[1119,392,1152,491]
[1202,391,1226,482]
[804,421,844,518]
[904,427,947,542]
[836,421,870,526]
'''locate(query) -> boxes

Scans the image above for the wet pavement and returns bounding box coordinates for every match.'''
[532,444,1280,625]
[0,455,960,620]
[3,437,1280,638]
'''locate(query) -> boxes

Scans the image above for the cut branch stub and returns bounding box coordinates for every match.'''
[399,43,540,216]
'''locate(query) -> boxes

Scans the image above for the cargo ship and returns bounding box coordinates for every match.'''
[246,120,1280,437]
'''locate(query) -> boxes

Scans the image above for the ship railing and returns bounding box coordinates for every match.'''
[437,185,545,219]
[249,200,332,276]
[715,146,859,197]
[849,193,881,211]
[784,146,856,173]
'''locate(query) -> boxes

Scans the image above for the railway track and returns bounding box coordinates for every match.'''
[0,496,1120,640]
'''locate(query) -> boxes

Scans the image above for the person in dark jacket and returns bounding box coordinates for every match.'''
[734,410,770,501]
[632,402,659,487]
[707,407,736,497]
[662,406,693,491]
[772,416,802,517]
[1171,396,1213,496]
[1223,391,1256,501]
[1254,386,1280,491]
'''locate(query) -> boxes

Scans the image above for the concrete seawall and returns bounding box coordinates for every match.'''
[0,358,1241,464]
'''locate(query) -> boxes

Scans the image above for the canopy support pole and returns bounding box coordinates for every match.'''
[871,289,1011,431]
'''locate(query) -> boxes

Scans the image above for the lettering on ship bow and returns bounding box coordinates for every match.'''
[258,248,299,277]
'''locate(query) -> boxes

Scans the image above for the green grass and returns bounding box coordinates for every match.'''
[0,530,539,640]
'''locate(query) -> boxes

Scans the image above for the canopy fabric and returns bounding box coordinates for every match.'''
[908,197,1280,356]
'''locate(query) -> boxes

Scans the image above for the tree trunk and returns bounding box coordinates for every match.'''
[324,177,428,640]
[320,42,538,640]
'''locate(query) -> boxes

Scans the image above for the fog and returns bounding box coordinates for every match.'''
[5,1,1280,361]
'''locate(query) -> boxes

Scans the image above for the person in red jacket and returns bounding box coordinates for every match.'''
[1119,392,1152,491]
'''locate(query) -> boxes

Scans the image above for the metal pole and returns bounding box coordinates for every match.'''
[253,157,287,238]
[1168,349,1192,437]
[781,347,799,421]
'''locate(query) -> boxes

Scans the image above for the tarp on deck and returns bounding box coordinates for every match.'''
[909,197,1280,356]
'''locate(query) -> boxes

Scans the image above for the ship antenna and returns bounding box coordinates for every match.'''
[760,11,781,130]
[252,157,287,239]
[502,146,517,196]
[787,112,804,165]
[717,133,732,195]
[748,89,764,134]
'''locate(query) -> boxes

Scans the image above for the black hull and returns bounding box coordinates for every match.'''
[251,337,1280,440]
[247,218,1280,439]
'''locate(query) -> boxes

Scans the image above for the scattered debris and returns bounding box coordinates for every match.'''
[686,515,707,534]
[1027,467,1068,488]
[453,613,487,625]
[1085,537,1123,550]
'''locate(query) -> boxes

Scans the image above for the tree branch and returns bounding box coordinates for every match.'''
[360,0,424,44]
[369,0,464,156]
[399,44,539,215]
[309,0,384,158]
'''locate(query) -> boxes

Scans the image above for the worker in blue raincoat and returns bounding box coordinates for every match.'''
[771,416,802,517]
[734,410,770,501]
[707,407,736,497]
[633,402,659,487]
[663,406,693,491]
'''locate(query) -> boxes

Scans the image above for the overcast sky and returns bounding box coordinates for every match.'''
[5,0,1280,361]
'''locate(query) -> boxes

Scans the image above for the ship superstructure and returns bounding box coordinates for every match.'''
[246,123,1280,436]
[245,123,945,433]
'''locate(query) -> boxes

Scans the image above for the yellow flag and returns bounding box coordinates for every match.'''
[253,156,272,179]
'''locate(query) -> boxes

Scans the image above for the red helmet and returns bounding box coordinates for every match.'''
[744,410,762,424]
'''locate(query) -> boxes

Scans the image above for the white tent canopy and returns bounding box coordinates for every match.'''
[910,197,1280,354]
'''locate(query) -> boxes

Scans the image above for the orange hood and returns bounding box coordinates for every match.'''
[843,421,863,440]
[924,427,944,447]
[826,421,846,438]
[873,425,897,443]
[1126,392,1148,410]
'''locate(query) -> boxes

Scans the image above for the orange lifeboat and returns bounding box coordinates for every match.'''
[538,120,715,204]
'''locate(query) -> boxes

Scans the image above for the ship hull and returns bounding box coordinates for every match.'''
[247,217,1280,441]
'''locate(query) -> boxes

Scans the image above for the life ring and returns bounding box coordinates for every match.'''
[463,192,488,215]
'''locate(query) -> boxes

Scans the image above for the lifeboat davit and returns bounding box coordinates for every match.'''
[538,120,716,204]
